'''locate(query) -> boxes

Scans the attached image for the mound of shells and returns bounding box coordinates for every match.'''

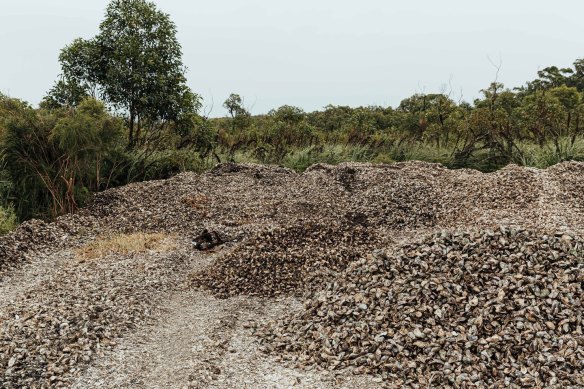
[0,247,189,387]
[3,161,584,387]
[193,221,383,297]
[259,227,584,388]
[0,214,99,281]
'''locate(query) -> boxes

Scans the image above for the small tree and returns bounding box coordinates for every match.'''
[44,0,201,148]
[223,93,251,131]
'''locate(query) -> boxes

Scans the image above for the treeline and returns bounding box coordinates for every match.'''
[2,0,584,231]
[213,61,584,172]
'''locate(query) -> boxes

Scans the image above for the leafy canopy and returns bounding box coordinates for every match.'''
[44,0,201,147]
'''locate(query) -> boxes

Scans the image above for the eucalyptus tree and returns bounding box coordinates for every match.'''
[470,83,522,164]
[223,93,251,132]
[44,0,201,148]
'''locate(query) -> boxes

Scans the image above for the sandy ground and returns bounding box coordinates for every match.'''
[70,250,379,389]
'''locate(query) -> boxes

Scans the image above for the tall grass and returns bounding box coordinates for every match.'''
[516,137,584,168]
[207,137,584,173]
[391,143,454,166]
[281,144,376,171]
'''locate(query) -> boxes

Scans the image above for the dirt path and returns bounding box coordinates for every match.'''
[71,248,378,389]
[72,296,381,389]
[72,288,231,388]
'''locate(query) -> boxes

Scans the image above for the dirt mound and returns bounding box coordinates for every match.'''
[259,227,584,387]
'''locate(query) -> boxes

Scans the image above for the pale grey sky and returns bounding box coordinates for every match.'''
[1,0,583,116]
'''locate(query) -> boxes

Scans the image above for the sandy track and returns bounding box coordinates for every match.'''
[70,250,378,389]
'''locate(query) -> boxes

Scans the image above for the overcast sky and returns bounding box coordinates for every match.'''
[1,0,583,116]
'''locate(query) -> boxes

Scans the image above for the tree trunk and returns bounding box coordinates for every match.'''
[136,115,141,146]
[128,111,135,148]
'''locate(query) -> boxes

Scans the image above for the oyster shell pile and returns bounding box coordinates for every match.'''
[260,227,584,387]
[1,161,584,387]
[193,222,380,297]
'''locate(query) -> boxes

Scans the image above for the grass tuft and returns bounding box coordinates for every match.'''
[76,232,176,260]
[0,205,17,235]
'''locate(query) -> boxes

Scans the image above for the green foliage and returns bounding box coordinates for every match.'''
[281,144,375,171]
[0,205,17,235]
[44,0,201,148]
[41,38,97,109]
[2,97,124,219]
[391,143,453,165]
[174,113,217,156]
[516,137,584,168]
[41,79,91,110]
[129,149,210,180]
[51,99,122,157]
[223,93,251,130]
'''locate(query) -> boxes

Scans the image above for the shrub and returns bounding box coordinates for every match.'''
[0,205,17,234]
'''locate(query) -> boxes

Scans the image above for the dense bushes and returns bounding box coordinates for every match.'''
[210,61,584,173]
[1,98,124,219]
[0,94,212,225]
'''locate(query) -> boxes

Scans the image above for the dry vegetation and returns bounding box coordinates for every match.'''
[75,233,176,260]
